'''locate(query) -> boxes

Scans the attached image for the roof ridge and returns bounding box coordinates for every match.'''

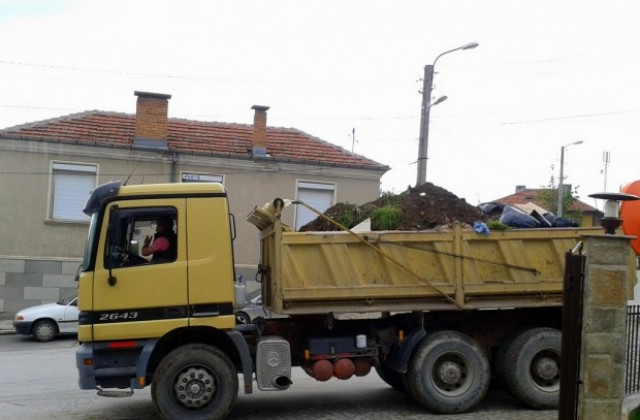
[0,110,133,132]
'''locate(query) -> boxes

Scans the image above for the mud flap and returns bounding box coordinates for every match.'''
[385,328,426,374]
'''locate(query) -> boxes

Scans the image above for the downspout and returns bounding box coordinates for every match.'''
[170,151,177,183]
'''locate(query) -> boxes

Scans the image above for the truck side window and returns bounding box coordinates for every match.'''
[106,208,177,267]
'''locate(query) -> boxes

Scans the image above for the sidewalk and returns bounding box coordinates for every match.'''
[0,313,16,335]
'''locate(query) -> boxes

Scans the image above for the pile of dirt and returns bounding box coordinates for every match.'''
[299,182,486,231]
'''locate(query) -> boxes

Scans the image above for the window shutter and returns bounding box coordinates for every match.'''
[51,164,96,221]
[296,183,335,230]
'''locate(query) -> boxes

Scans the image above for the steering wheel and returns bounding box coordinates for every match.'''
[114,247,149,266]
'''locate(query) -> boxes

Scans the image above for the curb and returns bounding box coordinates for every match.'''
[0,319,16,335]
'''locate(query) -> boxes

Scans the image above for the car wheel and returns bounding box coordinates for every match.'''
[33,319,57,342]
[235,312,251,324]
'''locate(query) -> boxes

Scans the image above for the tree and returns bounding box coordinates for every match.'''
[537,168,582,220]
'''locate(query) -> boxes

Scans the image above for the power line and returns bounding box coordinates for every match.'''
[0,59,204,80]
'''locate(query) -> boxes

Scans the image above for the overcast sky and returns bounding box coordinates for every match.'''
[2,0,639,209]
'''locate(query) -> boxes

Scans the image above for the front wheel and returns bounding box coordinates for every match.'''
[33,319,57,342]
[151,344,238,420]
[403,330,490,414]
[375,362,406,393]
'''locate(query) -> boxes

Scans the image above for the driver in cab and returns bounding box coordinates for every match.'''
[141,217,176,262]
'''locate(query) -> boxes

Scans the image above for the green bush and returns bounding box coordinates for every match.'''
[372,204,403,230]
[335,204,360,229]
[487,220,509,231]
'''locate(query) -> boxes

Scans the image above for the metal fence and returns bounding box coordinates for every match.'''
[626,304,640,395]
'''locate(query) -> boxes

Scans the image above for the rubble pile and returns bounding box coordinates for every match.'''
[300,182,485,232]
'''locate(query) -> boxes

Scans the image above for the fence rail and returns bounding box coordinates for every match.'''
[626,305,640,395]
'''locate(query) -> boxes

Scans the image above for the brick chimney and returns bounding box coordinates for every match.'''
[251,105,270,157]
[133,91,171,150]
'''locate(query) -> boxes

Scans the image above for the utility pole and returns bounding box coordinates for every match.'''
[556,140,583,217]
[415,42,478,187]
[603,151,610,191]
[416,65,434,186]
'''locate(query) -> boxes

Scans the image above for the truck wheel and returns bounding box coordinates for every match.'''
[403,330,490,414]
[33,319,57,342]
[494,329,523,390]
[151,343,238,420]
[375,362,406,393]
[502,327,561,409]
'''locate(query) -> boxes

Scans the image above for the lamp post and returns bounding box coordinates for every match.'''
[556,140,583,217]
[416,42,479,187]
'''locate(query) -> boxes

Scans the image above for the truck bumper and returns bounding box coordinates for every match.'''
[76,343,97,389]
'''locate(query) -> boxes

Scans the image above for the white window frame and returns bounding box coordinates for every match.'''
[48,161,98,223]
[181,171,224,184]
[294,180,336,230]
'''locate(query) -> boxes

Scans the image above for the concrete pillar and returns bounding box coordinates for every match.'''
[579,234,634,419]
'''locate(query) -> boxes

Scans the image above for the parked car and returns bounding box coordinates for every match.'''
[13,294,79,342]
[235,293,287,324]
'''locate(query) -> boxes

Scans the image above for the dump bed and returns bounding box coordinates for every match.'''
[248,202,632,314]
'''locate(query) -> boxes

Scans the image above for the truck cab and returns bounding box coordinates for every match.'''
[76,181,251,419]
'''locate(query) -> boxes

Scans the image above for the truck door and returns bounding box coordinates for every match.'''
[91,199,188,341]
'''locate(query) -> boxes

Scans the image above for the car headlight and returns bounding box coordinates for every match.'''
[15,315,24,321]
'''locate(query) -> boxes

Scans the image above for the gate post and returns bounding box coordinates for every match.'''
[559,247,585,420]
[577,234,633,419]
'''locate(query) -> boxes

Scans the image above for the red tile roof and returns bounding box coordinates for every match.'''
[492,188,599,213]
[0,111,388,170]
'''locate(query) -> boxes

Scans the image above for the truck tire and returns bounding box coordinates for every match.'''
[403,330,490,414]
[375,362,406,393]
[151,343,238,420]
[494,329,524,390]
[502,327,561,409]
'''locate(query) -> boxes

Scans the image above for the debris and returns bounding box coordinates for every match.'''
[299,183,486,232]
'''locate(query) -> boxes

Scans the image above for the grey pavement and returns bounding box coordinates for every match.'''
[0,310,638,418]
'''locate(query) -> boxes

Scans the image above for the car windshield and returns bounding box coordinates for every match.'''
[58,289,78,305]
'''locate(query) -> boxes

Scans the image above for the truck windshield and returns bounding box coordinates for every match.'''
[81,212,100,271]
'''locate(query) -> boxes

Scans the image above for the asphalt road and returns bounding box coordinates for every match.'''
[0,334,557,420]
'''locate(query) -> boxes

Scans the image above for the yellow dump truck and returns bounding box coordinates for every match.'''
[75,181,634,419]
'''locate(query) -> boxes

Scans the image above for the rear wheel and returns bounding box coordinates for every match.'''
[375,362,406,392]
[33,319,57,342]
[403,330,490,414]
[501,327,561,409]
[151,344,238,420]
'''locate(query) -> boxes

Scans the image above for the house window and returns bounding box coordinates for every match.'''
[181,172,223,183]
[50,162,97,222]
[295,181,335,230]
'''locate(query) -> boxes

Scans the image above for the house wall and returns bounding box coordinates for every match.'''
[0,138,382,313]
[0,257,80,313]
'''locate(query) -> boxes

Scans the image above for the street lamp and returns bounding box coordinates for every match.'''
[416,42,479,186]
[556,140,583,217]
